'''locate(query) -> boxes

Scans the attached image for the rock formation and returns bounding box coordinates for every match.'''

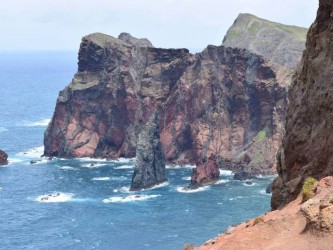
[223,13,307,69]
[0,149,8,165]
[130,111,167,191]
[44,15,306,176]
[272,0,333,209]
[195,177,333,250]
[190,154,220,188]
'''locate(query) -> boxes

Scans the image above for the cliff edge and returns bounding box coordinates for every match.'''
[272,0,333,209]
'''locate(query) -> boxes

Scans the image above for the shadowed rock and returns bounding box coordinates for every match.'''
[130,111,167,191]
[190,154,220,188]
[0,149,8,165]
[272,0,333,209]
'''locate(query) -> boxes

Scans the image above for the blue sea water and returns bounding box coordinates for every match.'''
[0,51,273,250]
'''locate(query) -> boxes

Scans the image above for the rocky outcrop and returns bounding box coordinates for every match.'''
[130,111,167,191]
[0,149,8,165]
[272,0,333,209]
[223,13,307,69]
[44,15,306,175]
[118,32,154,48]
[196,176,333,250]
[190,154,220,188]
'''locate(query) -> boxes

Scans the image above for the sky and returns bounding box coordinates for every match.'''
[1,0,318,52]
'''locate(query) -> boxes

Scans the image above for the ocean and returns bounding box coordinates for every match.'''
[0,51,273,250]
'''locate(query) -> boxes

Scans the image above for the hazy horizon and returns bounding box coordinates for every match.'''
[1,0,318,51]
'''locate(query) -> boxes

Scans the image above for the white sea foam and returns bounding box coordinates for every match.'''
[166,164,196,169]
[176,186,210,193]
[102,194,161,203]
[219,169,233,176]
[35,192,74,203]
[23,119,51,127]
[256,174,277,180]
[113,165,134,170]
[7,158,24,165]
[92,177,110,181]
[181,176,191,181]
[82,163,107,168]
[0,127,8,133]
[259,189,271,196]
[110,176,128,181]
[243,182,256,187]
[143,181,169,190]
[17,146,44,158]
[119,186,131,193]
[214,179,230,185]
[116,158,135,163]
[59,166,76,171]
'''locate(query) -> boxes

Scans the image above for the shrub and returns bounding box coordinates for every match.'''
[302,177,317,202]
[253,216,264,225]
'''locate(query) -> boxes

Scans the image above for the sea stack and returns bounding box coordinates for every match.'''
[0,149,8,165]
[190,154,220,188]
[130,111,167,191]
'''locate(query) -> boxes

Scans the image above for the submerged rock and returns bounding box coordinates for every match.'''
[130,111,167,191]
[265,182,273,194]
[0,149,8,165]
[233,170,254,181]
[190,154,220,188]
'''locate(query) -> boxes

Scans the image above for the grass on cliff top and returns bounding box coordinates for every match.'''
[224,13,308,42]
[302,177,317,202]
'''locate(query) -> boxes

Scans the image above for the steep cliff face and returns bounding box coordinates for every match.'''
[44,31,288,175]
[223,13,307,69]
[272,0,333,209]
[130,111,167,191]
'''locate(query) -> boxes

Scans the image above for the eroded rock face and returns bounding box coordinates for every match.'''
[130,111,166,191]
[0,149,8,165]
[44,29,292,175]
[190,154,220,188]
[272,0,333,209]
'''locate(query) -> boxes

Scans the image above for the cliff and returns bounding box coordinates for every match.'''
[271,0,333,209]
[44,15,306,176]
[223,13,307,69]
[130,111,167,191]
[195,177,333,250]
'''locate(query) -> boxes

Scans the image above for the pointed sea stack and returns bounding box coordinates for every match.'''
[0,149,8,165]
[130,111,167,191]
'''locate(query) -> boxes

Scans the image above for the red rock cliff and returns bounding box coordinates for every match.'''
[44,32,290,175]
[272,0,333,209]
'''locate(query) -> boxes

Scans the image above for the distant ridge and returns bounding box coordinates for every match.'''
[222,13,308,68]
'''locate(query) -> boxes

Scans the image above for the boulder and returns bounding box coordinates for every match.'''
[0,150,8,165]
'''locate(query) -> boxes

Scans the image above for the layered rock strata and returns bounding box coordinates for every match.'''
[130,111,167,191]
[45,14,306,176]
[272,0,333,209]
[0,149,8,165]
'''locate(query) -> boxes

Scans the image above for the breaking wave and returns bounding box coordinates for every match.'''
[102,194,161,203]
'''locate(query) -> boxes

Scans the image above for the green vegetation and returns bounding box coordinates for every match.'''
[253,216,264,225]
[302,177,317,202]
[257,128,267,143]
